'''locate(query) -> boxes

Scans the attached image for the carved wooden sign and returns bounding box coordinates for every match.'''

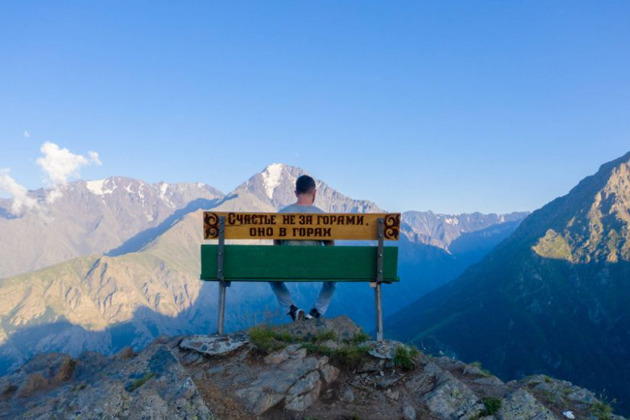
[203,212,401,241]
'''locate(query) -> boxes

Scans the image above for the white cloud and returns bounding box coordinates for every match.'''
[0,169,38,214]
[23,130,30,138]
[36,141,101,185]
[35,141,102,203]
[45,188,63,204]
[0,142,102,215]
[88,151,102,166]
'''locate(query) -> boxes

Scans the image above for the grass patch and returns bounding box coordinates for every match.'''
[393,345,419,371]
[303,331,375,370]
[249,327,374,370]
[328,344,368,370]
[302,341,369,371]
[591,401,613,420]
[302,332,369,370]
[126,371,156,392]
[345,331,370,345]
[480,397,501,416]
[248,325,297,352]
[312,330,337,343]
[469,361,492,376]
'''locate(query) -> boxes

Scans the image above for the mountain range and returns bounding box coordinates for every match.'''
[0,163,526,375]
[0,177,223,279]
[386,151,630,414]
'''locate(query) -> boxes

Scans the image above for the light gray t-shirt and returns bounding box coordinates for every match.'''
[278,204,325,246]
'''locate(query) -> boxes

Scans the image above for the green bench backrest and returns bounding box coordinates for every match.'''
[200,245,399,283]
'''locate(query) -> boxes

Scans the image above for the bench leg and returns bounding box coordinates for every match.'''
[217,282,227,335]
[374,283,383,341]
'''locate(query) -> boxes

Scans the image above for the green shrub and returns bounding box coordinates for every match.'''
[409,345,420,357]
[591,401,613,420]
[345,331,370,345]
[480,397,501,416]
[330,344,369,370]
[393,345,418,371]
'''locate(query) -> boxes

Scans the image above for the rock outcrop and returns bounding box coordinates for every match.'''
[0,317,625,419]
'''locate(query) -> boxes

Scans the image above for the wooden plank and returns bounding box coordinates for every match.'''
[203,212,401,241]
[200,245,399,282]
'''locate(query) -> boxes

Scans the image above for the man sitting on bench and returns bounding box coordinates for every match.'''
[271,174,335,322]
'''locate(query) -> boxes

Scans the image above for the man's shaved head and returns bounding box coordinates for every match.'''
[296,175,316,194]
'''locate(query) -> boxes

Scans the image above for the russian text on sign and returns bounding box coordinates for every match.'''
[203,212,401,241]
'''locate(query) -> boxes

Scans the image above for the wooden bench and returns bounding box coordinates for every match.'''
[200,211,401,340]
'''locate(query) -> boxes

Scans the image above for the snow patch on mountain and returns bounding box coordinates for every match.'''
[86,180,115,196]
[445,217,459,226]
[261,163,284,199]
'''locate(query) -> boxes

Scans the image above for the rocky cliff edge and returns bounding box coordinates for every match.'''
[0,316,624,420]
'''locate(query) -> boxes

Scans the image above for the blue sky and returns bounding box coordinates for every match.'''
[1,1,628,213]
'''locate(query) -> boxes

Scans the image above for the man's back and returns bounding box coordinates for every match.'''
[278,203,324,247]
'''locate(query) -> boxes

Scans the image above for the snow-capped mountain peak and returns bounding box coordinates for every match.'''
[218,163,382,214]
[261,163,285,199]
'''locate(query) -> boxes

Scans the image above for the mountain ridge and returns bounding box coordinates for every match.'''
[0,177,224,278]
[386,151,630,415]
